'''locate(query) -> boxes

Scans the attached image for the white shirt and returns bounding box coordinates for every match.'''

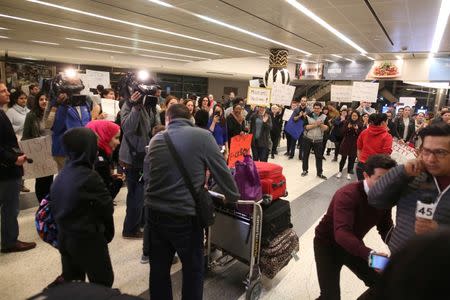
[363,180,370,195]
[402,117,410,140]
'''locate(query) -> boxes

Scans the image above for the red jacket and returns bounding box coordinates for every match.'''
[357,125,393,163]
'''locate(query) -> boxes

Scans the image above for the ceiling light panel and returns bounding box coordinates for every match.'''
[146,0,311,55]
[26,0,256,54]
[0,13,220,56]
[31,40,59,45]
[139,54,192,62]
[78,46,124,54]
[430,0,450,53]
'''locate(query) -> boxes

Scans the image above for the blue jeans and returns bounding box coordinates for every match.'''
[123,167,144,235]
[0,178,20,249]
[252,146,269,162]
[148,210,204,300]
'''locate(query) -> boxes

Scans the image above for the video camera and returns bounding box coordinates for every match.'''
[49,72,87,107]
[117,72,160,107]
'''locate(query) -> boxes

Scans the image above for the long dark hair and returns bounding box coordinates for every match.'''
[31,92,47,120]
[212,104,226,126]
[8,90,27,108]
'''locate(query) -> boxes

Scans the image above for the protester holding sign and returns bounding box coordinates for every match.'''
[226,101,246,144]
[250,105,272,162]
[270,105,283,159]
[22,92,54,203]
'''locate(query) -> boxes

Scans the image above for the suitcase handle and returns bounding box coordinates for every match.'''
[272,180,285,188]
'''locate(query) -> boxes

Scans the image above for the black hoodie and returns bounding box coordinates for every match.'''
[50,128,114,242]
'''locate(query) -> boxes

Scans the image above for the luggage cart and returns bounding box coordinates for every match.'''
[205,194,264,300]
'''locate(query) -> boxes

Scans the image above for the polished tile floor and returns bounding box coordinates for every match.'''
[0,143,390,300]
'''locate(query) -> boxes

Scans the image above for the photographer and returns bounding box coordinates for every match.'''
[118,73,161,239]
[0,81,36,253]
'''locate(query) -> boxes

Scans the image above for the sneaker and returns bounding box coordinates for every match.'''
[347,174,351,180]
[283,152,289,156]
[1,240,36,253]
[336,172,342,179]
[122,231,144,239]
[140,255,149,264]
[301,171,308,177]
[317,174,327,180]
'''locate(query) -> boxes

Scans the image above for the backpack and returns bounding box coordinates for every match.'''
[35,195,58,248]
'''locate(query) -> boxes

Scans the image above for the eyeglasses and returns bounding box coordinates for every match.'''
[421,148,450,159]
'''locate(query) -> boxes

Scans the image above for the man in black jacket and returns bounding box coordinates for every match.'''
[51,127,115,287]
[0,82,36,253]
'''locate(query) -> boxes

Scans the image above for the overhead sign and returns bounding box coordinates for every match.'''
[247,86,271,106]
[399,97,416,107]
[296,63,324,80]
[351,82,379,103]
[429,58,450,81]
[324,61,372,80]
[366,60,403,80]
[331,85,353,103]
[19,136,58,179]
[270,83,296,106]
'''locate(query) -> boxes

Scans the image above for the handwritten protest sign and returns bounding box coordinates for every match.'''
[247,87,271,106]
[19,136,58,179]
[282,109,294,122]
[271,83,296,106]
[390,140,416,164]
[351,81,379,103]
[101,98,120,121]
[228,134,253,167]
[331,85,353,102]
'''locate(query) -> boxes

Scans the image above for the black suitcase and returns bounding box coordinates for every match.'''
[261,199,292,246]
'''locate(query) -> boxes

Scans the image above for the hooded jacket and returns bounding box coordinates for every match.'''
[357,125,393,163]
[50,128,114,241]
[6,104,30,138]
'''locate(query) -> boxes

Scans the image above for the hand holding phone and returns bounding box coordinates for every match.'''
[368,252,389,271]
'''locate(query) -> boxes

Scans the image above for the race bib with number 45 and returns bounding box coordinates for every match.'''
[416,201,436,220]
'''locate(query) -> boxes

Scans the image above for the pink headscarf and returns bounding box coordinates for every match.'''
[85,120,120,157]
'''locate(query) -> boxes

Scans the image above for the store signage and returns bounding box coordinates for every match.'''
[366,60,403,80]
[331,85,353,102]
[270,83,296,106]
[296,63,324,80]
[429,58,450,81]
[351,82,379,103]
[324,61,372,80]
[247,86,271,106]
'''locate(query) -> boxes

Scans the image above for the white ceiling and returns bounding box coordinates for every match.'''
[0,0,449,78]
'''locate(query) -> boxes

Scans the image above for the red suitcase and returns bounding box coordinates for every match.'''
[254,161,287,201]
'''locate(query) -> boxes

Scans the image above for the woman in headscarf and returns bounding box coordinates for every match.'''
[85,120,123,200]
[50,127,114,287]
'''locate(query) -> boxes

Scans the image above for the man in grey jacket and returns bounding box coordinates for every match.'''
[301,102,329,179]
[368,123,450,254]
[144,104,240,300]
[119,91,160,238]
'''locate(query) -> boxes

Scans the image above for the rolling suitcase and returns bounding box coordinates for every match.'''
[260,228,299,279]
[254,161,287,201]
[261,199,292,246]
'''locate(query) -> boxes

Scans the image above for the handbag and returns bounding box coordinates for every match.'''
[163,132,215,228]
[234,155,262,215]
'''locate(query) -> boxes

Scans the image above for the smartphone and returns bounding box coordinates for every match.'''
[369,253,389,270]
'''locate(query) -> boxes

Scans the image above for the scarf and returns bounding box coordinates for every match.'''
[85,120,120,157]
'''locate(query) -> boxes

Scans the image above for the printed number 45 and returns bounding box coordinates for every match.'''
[418,207,433,217]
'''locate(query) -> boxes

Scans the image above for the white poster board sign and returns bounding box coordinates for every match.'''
[399,97,416,107]
[331,85,353,103]
[351,82,379,103]
[391,141,416,164]
[19,136,58,179]
[270,83,296,106]
[101,98,120,121]
[79,73,90,95]
[282,108,294,121]
[247,86,271,106]
[249,79,260,87]
[86,69,111,90]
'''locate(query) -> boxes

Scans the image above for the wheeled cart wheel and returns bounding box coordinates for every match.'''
[245,280,262,300]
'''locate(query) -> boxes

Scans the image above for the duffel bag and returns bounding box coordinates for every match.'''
[261,199,292,246]
[260,228,299,279]
[254,161,287,201]
[234,155,263,216]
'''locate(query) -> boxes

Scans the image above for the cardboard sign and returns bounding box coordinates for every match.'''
[86,69,111,89]
[331,85,353,103]
[399,97,416,107]
[228,134,253,167]
[101,98,120,121]
[19,136,58,179]
[390,140,416,164]
[247,87,271,106]
[270,83,296,106]
[351,82,379,103]
[282,108,294,122]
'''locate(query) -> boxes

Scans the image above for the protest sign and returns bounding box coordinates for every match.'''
[228,134,253,167]
[391,141,416,164]
[247,87,271,106]
[271,83,296,106]
[282,108,294,122]
[101,98,120,121]
[351,82,379,103]
[399,97,416,107]
[331,85,353,102]
[19,136,58,179]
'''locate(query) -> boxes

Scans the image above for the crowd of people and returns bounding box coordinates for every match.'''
[1,78,450,300]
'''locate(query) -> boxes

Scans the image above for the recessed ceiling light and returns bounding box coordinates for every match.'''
[146,0,311,55]
[26,0,256,54]
[30,40,60,45]
[0,13,220,56]
[139,54,192,62]
[0,35,9,39]
[286,0,367,54]
[66,38,208,60]
[78,47,124,54]
[430,0,450,54]
[331,54,343,58]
